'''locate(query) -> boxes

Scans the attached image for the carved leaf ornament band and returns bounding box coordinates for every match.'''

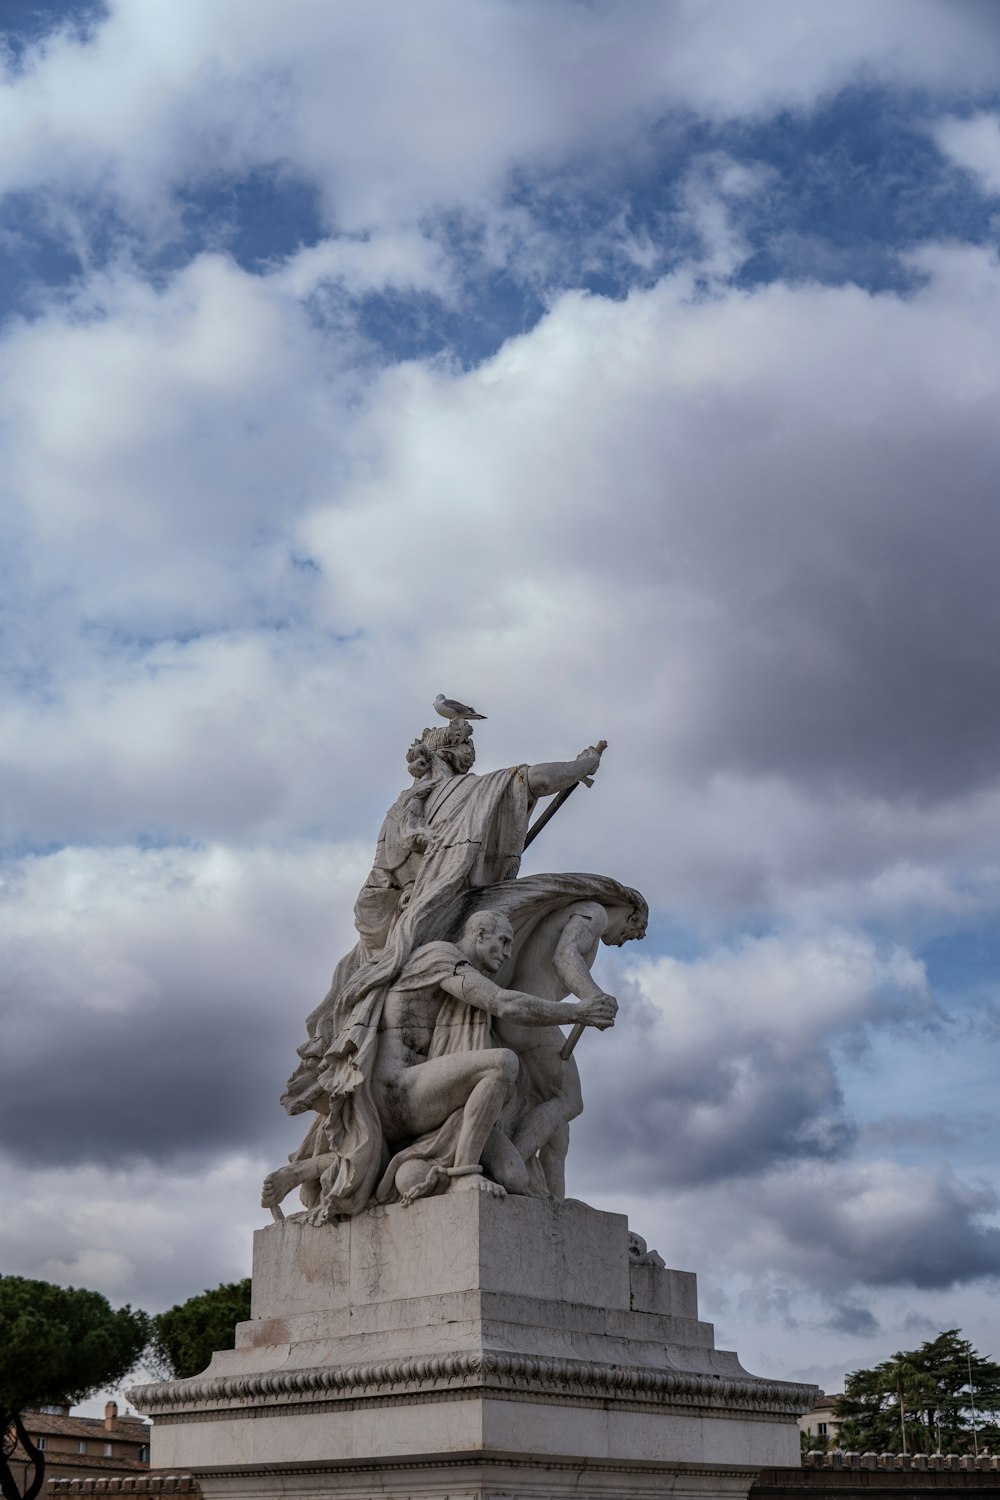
[130,1350,815,1418]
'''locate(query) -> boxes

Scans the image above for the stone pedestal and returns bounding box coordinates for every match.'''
[132,1194,816,1500]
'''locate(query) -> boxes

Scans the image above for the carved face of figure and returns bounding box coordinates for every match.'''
[406,736,433,780]
[409,750,431,779]
[467,914,513,975]
[449,739,476,774]
[602,904,648,947]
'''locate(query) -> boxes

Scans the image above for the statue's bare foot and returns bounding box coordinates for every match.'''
[450,1172,506,1198]
[261,1165,302,1209]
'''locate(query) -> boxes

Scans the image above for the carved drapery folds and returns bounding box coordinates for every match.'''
[264,713,648,1223]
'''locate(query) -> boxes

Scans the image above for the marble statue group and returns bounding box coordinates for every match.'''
[262,703,648,1222]
[134,699,816,1494]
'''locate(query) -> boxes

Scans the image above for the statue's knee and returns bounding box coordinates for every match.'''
[503,1156,530,1195]
[494,1048,519,1087]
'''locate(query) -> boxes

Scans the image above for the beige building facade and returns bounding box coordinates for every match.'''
[799,1394,843,1446]
[7,1402,150,1491]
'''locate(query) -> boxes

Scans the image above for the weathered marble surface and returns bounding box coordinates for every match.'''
[130,709,821,1497]
[266,714,649,1223]
[132,1194,818,1500]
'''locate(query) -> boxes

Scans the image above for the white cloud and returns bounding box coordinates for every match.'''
[0,1,997,240]
[631,930,927,1055]
[0,252,354,637]
[0,632,385,844]
[271,231,453,301]
[934,111,1000,197]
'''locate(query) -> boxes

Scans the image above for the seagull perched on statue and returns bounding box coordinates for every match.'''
[434,693,487,721]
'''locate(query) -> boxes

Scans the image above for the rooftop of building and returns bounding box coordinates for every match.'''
[21,1404,149,1439]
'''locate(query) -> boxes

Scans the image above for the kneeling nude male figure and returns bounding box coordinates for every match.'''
[261,911,616,1213]
[372,910,616,1203]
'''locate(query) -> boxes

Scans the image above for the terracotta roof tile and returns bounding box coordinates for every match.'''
[20,1414,148,1441]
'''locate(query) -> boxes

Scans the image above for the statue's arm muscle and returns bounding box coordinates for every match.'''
[441,966,607,1027]
[552,905,610,1000]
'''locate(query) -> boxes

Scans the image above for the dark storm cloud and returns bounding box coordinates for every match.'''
[595,304,1000,805]
[576,1014,856,1189]
[0,844,359,1170]
[763,1166,1000,1291]
[0,985,282,1166]
[825,1302,879,1337]
[676,452,1000,801]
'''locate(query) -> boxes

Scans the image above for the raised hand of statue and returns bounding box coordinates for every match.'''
[572,992,618,1030]
[526,737,607,799]
[574,739,607,786]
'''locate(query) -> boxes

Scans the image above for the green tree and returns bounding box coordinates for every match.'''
[151,1279,251,1380]
[0,1275,150,1500]
[836,1330,1000,1455]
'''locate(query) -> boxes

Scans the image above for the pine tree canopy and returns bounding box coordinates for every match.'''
[0,1274,150,1418]
[0,1274,150,1500]
[151,1279,252,1380]
[834,1330,1000,1455]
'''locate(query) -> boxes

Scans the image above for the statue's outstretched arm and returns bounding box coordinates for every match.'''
[442,967,617,1031]
[526,741,605,797]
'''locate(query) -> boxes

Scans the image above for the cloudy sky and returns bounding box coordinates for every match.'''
[3,0,1000,1409]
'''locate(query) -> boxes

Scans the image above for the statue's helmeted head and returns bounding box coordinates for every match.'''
[414,718,477,777]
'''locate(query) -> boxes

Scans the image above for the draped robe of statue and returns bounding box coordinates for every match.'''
[282,761,533,1218]
[282,754,640,1221]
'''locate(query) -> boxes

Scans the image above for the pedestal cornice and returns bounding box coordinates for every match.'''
[132,1345,815,1423]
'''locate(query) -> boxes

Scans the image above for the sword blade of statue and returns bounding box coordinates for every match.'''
[522,783,579,850]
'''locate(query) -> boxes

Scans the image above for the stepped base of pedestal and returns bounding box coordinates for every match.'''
[132,1194,816,1500]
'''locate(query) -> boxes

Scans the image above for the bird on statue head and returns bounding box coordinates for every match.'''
[434,694,487,721]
